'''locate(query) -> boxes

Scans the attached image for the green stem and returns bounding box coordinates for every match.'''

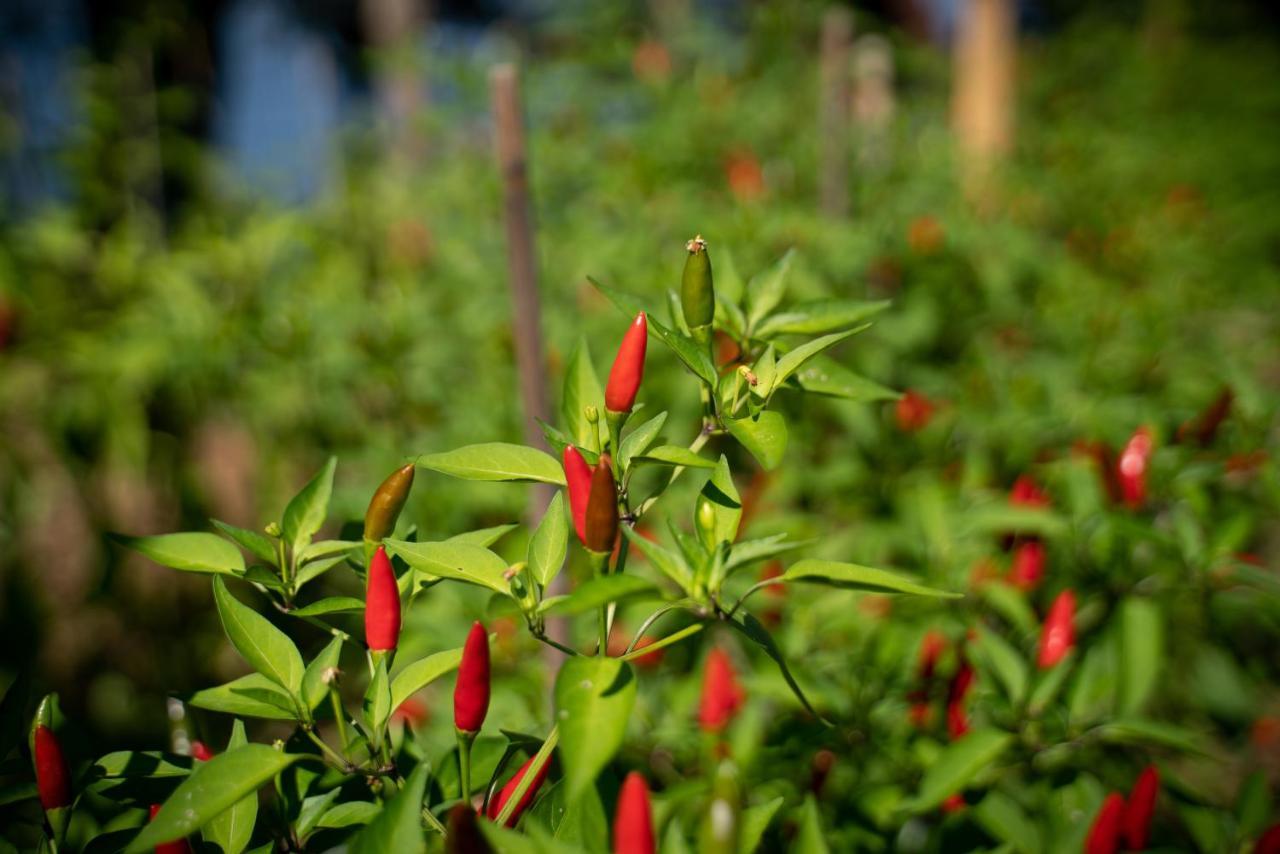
[620,623,704,661]
[329,685,350,751]
[422,806,448,836]
[304,728,353,773]
[726,577,784,619]
[456,729,476,805]
[494,727,560,827]
[533,632,580,657]
[635,429,713,518]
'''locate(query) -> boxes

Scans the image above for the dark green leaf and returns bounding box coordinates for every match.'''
[910,730,1012,812]
[203,720,256,854]
[302,636,343,712]
[728,612,828,724]
[347,763,428,854]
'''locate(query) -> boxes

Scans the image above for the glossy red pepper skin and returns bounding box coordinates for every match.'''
[1037,589,1076,669]
[1117,427,1154,509]
[583,456,619,554]
[1123,765,1159,850]
[1085,793,1126,854]
[698,647,745,733]
[34,724,71,811]
[605,313,648,413]
[454,621,491,733]
[486,753,551,827]
[613,771,656,854]
[563,446,593,545]
[149,804,194,854]
[364,545,402,651]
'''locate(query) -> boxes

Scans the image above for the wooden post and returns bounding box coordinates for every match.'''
[818,7,854,217]
[853,33,895,175]
[951,0,1016,194]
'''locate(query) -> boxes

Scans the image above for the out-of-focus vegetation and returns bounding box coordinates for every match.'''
[1,1,1278,849]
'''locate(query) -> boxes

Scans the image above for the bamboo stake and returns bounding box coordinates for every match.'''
[951,0,1016,198]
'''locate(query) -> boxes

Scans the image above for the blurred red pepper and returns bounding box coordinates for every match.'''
[454,621,491,734]
[1009,475,1050,508]
[699,647,746,734]
[149,804,193,854]
[1123,765,1159,850]
[1037,589,1076,669]
[946,659,975,739]
[895,389,935,432]
[1256,824,1280,854]
[365,545,402,652]
[613,771,655,854]
[1117,427,1154,509]
[392,697,429,727]
[941,793,967,814]
[563,446,593,544]
[918,631,947,680]
[1176,388,1232,447]
[486,753,551,828]
[1009,540,1046,591]
[1086,793,1126,854]
[605,313,648,414]
[33,725,71,811]
[189,741,214,762]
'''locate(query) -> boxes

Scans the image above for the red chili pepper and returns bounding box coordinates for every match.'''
[1123,765,1159,850]
[918,630,948,680]
[1117,427,1154,509]
[1256,824,1280,854]
[1010,475,1050,508]
[392,697,429,727]
[1009,540,1046,591]
[698,647,745,733]
[1085,793,1126,854]
[605,313,648,414]
[33,725,71,811]
[613,771,655,854]
[365,545,402,652]
[941,793,967,814]
[1176,387,1232,447]
[1037,589,1076,670]
[563,446,593,544]
[583,455,619,554]
[454,621,490,734]
[946,700,969,739]
[149,804,194,854]
[189,741,214,762]
[486,753,551,827]
[895,389,935,432]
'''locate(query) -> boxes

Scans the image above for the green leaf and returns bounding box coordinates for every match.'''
[1236,771,1270,838]
[294,555,345,588]
[1098,719,1206,754]
[562,338,606,448]
[281,457,337,559]
[213,577,305,701]
[793,795,830,854]
[746,249,795,332]
[617,411,668,471]
[1117,598,1162,715]
[973,627,1029,706]
[389,647,464,715]
[296,789,342,840]
[979,583,1039,637]
[588,277,717,385]
[203,721,256,854]
[1027,656,1074,716]
[317,800,380,829]
[724,412,788,471]
[725,535,810,572]
[113,532,245,576]
[125,745,300,853]
[768,330,860,395]
[792,356,898,403]
[910,730,1013,812]
[780,560,961,598]
[555,657,636,800]
[447,524,519,548]
[539,575,660,616]
[633,445,718,469]
[347,763,428,854]
[185,674,298,720]
[213,521,277,565]
[749,346,776,399]
[289,597,364,617]
[620,527,693,591]
[974,791,1040,854]
[298,540,359,563]
[728,612,827,724]
[700,456,743,548]
[529,492,569,587]
[738,796,784,854]
[385,539,511,595]
[966,506,1068,540]
[91,752,194,779]
[302,636,343,712]
[417,443,565,485]
[363,656,391,745]
[756,298,890,337]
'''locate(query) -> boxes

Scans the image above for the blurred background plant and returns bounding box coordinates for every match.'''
[1,0,1278,849]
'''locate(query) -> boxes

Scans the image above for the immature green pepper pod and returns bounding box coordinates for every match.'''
[681,235,715,332]
[363,463,415,543]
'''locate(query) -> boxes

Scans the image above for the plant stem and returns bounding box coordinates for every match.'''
[422,806,448,836]
[304,727,352,773]
[328,685,350,751]
[635,429,712,518]
[533,631,580,657]
[726,577,784,618]
[456,729,476,806]
[620,623,704,661]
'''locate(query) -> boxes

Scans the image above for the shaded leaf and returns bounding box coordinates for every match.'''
[555,657,636,800]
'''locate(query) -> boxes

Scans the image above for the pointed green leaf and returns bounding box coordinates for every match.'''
[768,330,860,395]
[212,521,277,565]
[529,492,569,587]
[384,539,511,595]
[738,796,784,854]
[113,532,245,576]
[701,457,743,548]
[749,345,776,398]
[317,801,380,829]
[389,647,464,714]
[363,656,391,744]
[910,730,1012,812]
[302,636,343,712]
[793,795,830,854]
[539,575,661,616]
[1118,598,1162,715]
[416,444,565,485]
[289,597,364,618]
[973,627,1029,705]
[447,524,519,548]
[347,763,428,854]
[617,411,668,471]
[756,298,890,337]
[728,612,827,724]
[213,577,305,701]
[634,445,718,469]
[555,657,636,800]
[724,412,788,471]
[185,675,298,720]
[725,535,810,573]
[90,752,194,779]
[203,721,256,854]
[792,356,898,403]
[281,457,337,558]
[620,527,693,591]
[563,338,606,448]
[124,745,300,852]
[974,791,1040,854]
[746,249,795,332]
[780,560,960,598]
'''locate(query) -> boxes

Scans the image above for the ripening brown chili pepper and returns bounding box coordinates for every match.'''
[365,545,402,652]
[605,313,648,414]
[1123,765,1159,850]
[486,753,551,827]
[583,455,619,554]
[681,235,715,333]
[1085,793,1126,854]
[563,446,593,545]
[363,463,415,543]
[454,622,490,734]
[1037,589,1076,669]
[613,771,656,854]
[33,724,71,811]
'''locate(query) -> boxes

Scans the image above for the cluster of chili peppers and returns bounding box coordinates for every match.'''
[1084,765,1159,854]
